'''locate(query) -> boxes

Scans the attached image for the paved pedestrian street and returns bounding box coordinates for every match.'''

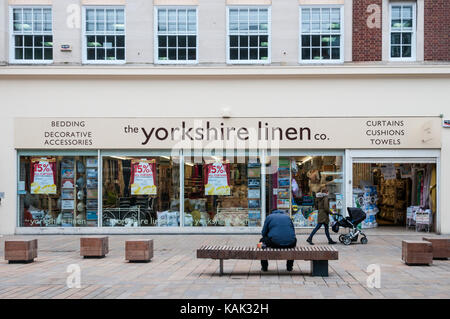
[0,229,449,299]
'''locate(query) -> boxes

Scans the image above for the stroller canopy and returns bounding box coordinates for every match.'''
[347,207,366,225]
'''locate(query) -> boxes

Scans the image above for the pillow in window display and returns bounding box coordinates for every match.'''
[76,177,85,189]
[77,161,85,174]
[77,202,86,213]
[77,190,85,200]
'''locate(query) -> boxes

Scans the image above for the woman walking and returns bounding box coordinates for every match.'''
[306,187,337,245]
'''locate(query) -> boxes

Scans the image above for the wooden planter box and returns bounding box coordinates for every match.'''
[402,240,433,265]
[125,240,153,262]
[5,239,38,263]
[423,237,450,259]
[80,237,109,258]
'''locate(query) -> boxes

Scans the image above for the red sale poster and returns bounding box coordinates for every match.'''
[130,159,157,195]
[204,162,231,195]
[30,157,57,194]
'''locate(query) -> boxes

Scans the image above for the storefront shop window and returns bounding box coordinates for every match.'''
[102,156,180,227]
[183,154,262,227]
[227,7,270,63]
[10,7,53,63]
[83,7,125,63]
[155,7,198,63]
[18,155,99,227]
[299,6,343,63]
[265,155,344,227]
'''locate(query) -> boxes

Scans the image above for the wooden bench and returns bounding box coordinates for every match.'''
[197,245,338,277]
[423,237,450,259]
[4,239,38,263]
[402,240,433,265]
[80,237,109,258]
[125,240,153,262]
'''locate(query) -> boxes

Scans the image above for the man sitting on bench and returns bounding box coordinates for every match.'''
[260,210,297,272]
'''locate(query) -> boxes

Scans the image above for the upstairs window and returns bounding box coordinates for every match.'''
[390,3,416,61]
[83,7,125,63]
[155,7,198,63]
[10,7,53,63]
[227,7,271,64]
[300,6,343,63]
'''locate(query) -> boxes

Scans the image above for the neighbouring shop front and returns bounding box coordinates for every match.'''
[14,117,442,233]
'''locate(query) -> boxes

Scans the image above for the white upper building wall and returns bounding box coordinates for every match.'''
[1,0,360,65]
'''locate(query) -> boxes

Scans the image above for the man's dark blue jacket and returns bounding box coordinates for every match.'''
[261,210,296,246]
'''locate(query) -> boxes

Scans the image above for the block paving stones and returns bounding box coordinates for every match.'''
[0,228,449,299]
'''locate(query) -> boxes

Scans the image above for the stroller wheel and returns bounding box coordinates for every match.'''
[360,237,368,245]
[343,236,352,246]
[339,234,345,243]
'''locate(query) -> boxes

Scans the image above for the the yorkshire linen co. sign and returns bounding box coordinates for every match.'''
[14,117,441,150]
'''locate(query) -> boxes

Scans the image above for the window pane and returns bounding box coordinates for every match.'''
[260,48,268,60]
[240,48,248,60]
[230,35,238,47]
[402,33,411,45]
[402,46,411,58]
[116,36,125,47]
[250,48,258,60]
[322,47,330,59]
[24,35,33,46]
[331,48,340,59]
[392,6,401,19]
[87,48,95,60]
[188,49,196,60]
[117,48,125,60]
[86,9,95,21]
[230,48,238,60]
[158,48,167,59]
[391,33,401,44]
[249,36,258,47]
[34,36,43,47]
[302,9,310,22]
[34,48,43,60]
[301,35,310,47]
[188,36,196,48]
[168,48,176,60]
[97,48,105,60]
[331,35,340,47]
[311,35,320,47]
[312,48,320,60]
[178,48,186,60]
[15,35,23,47]
[302,23,310,33]
[391,46,400,58]
[239,36,248,47]
[168,36,176,47]
[178,36,186,48]
[302,48,310,60]
[24,47,33,59]
[159,35,167,47]
[15,48,23,59]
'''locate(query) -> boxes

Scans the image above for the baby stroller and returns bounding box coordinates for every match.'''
[331,207,368,246]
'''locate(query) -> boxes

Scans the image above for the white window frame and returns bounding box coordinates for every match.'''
[298,5,344,64]
[226,6,272,65]
[9,5,53,64]
[389,2,416,62]
[154,6,199,65]
[82,6,126,65]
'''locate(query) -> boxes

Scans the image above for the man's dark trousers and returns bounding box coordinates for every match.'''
[260,237,297,270]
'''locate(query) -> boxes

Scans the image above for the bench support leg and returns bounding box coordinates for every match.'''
[311,260,329,277]
[219,259,223,276]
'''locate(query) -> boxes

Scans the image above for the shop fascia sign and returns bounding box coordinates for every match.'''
[14,117,442,150]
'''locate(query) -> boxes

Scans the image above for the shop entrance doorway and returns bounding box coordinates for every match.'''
[348,150,440,233]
